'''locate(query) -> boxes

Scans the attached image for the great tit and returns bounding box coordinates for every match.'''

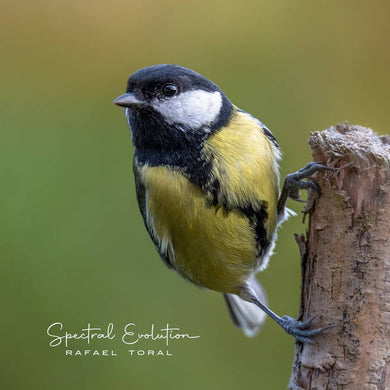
[114,64,327,342]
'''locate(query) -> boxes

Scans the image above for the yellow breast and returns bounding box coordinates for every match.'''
[204,110,279,237]
[137,110,280,294]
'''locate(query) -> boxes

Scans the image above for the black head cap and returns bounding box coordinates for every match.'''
[114,64,234,164]
[121,64,226,105]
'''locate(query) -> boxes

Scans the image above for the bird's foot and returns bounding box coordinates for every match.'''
[278,315,328,344]
[283,162,333,201]
[277,162,333,217]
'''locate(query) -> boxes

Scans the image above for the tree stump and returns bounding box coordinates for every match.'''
[288,123,390,390]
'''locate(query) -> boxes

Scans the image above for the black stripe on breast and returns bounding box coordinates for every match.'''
[239,204,270,256]
[202,174,270,256]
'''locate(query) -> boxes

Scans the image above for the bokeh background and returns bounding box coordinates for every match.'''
[1,0,389,389]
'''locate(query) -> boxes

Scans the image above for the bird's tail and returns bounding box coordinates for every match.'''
[223,276,268,337]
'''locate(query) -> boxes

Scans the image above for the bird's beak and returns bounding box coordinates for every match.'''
[113,93,144,107]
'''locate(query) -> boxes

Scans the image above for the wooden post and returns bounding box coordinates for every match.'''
[288,123,390,390]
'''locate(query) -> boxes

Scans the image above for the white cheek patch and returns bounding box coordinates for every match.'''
[152,90,222,130]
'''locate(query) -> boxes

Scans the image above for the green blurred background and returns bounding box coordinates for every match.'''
[1,0,389,389]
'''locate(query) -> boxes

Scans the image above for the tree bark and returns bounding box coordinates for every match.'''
[288,123,390,390]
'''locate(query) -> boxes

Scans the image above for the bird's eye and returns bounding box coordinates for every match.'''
[162,84,178,97]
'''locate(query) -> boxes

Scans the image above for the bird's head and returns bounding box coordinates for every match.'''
[114,64,233,140]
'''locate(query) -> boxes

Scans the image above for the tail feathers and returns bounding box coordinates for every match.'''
[224,277,268,337]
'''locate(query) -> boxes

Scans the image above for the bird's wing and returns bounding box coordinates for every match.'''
[258,122,280,149]
[203,109,281,260]
[237,109,280,149]
[132,157,175,270]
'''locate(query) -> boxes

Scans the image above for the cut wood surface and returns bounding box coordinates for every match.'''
[289,123,390,390]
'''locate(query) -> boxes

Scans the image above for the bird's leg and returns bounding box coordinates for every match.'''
[254,162,334,342]
[241,284,329,343]
[277,162,333,219]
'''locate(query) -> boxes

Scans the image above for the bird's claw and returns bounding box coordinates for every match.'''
[283,162,333,202]
[279,315,328,344]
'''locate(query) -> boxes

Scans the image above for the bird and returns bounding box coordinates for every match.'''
[113,64,328,342]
